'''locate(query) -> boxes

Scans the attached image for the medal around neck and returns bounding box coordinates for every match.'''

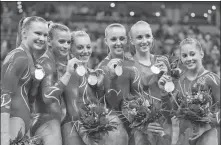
[164,81,175,92]
[114,65,123,76]
[76,65,86,76]
[151,65,160,74]
[88,74,98,86]
[34,67,45,80]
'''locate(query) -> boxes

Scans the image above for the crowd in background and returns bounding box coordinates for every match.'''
[1,2,220,75]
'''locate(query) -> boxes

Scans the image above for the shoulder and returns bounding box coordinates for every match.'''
[38,51,56,74]
[3,48,28,66]
[97,56,109,69]
[203,71,220,85]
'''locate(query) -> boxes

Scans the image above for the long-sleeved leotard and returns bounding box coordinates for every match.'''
[1,47,32,133]
[97,54,142,111]
[30,49,66,135]
[129,55,172,145]
[173,69,220,145]
[62,67,102,145]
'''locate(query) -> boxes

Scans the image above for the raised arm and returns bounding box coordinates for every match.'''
[1,52,28,145]
[41,58,77,105]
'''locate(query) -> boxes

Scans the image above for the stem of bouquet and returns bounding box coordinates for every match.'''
[169,92,181,110]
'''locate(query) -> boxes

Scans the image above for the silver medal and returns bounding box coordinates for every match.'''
[88,75,98,86]
[76,65,86,76]
[151,65,160,74]
[115,65,123,76]
[164,81,175,92]
[35,68,45,80]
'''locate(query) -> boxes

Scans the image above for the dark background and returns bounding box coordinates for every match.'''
[1,1,220,75]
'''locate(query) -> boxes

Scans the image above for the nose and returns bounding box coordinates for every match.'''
[39,34,46,41]
[141,37,148,44]
[63,42,70,50]
[116,39,121,45]
[186,55,192,62]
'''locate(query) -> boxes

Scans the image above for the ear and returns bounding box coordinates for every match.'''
[200,50,204,59]
[104,37,108,46]
[22,30,26,40]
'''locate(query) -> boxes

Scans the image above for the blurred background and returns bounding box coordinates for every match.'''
[1,1,220,75]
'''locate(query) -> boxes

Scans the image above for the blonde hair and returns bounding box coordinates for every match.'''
[71,30,90,45]
[48,22,70,39]
[105,23,126,38]
[16,16,47,47]
[129,20,152,40]
[180,37,203,51]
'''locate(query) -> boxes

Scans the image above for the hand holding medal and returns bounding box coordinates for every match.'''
[107,58,123,78]
[158,74,175,93]
[87,69,105,86]
[67,57,86,76]
[151,60,168,75]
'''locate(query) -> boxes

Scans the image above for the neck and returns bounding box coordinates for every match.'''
[186,64,205,80]
[21,42,45,62]
[135,51,151,62]
[110,52,124,59]
[48,47,68,65]
[55,55,68,65]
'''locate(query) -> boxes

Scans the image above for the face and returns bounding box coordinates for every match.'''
[180,43,203,70]
[105,27,127,57]
[71,35,92,62]
[23,22,48,51]
[49,30,71,57]
[130,24,153,53]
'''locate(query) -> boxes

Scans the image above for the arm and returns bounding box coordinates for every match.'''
[1,54,28,145]
[206,73,220,125]
[41,60,72,105]
[63,74,80,121]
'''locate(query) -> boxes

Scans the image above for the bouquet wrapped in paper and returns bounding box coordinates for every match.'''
[174,86,214,125]
[10,129,43,145]
[79,102,118,142]
[122,94,164,133]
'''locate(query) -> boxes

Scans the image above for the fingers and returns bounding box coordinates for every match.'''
[107,59,123,68]
[155,61,168,73]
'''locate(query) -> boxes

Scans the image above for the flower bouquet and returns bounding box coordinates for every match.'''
[10,129,43,145]
[172,84,214,125]
[122,95,163,133]
[79,102,118,142]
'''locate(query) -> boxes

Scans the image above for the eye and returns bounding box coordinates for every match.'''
[190,52,195,56]
[35,32,41,35]
[77,45,83,50]
[120,36,126,41]
[67,41,71,45]
[182,54,187,58]
[87,45,91,49]
[145,34,151,38]
[136,35,143,40]
[110,37,117,42]
[58,40,65,44]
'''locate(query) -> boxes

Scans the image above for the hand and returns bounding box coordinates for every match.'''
[147,122,165,136]
[106,59,123,79]
[158,74,172,91]
[66,57,82,74]
[171,116,179,127]
[95,69,105,87]
[154,61,168,74]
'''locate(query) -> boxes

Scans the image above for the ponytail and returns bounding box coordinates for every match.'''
[16,17,26,48]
